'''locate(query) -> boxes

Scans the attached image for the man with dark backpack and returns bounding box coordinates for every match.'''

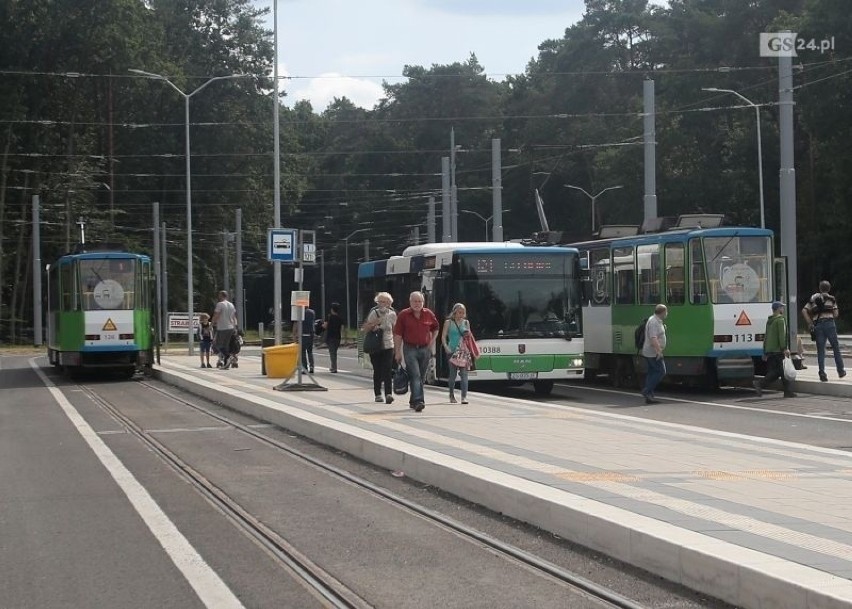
[640,304,668,404]
[634,320,647,352]
[802,280,846,382]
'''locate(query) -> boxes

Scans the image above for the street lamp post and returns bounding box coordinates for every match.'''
[702,87,765,229]
[563,184,624,234]
[344,228,369,329]
[129,69,247,354]
[461,209,511,242]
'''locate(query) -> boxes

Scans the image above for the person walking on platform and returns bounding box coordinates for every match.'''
[441,303,471,404]
[211,290,237,370]
[362,292,397,403]
[754,301,796,398]
[641,304,668,404]
[394,291,439,412]
[802,280,846,382]
[323,302,343,373]
[301,305,316,374]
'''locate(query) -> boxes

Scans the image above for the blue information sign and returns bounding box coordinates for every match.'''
[268,228,298,263]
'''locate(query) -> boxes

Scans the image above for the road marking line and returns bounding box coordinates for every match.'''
[30,360,245,609]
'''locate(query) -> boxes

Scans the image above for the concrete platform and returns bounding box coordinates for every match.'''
[153,352,852,609]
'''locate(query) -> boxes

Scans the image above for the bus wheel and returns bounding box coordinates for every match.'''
[533,380,554,396]
[583,368,598,382]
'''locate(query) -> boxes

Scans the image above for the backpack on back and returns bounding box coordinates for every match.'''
[812,293,827,315]
[634,318,648,351]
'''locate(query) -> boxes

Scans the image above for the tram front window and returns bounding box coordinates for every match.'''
[79,259,136,310]
[702,235,772,304]
[455,278,580,339]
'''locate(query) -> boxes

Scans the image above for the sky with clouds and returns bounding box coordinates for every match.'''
[261,0,589,110]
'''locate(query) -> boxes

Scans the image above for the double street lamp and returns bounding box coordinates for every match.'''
[702,87,765,229]
[344,228,370,329]
[129,69,247,354]
[461,209,511,242]
[563,184,623,234]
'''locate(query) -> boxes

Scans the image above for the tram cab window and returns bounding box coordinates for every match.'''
[703,235,772,304]
[664,243,685,305]
[79,259,135,310]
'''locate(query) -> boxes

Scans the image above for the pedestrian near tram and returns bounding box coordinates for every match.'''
[211,290,237,370]
[802,280,847,382]
[393,291,439,412]
[362,292,397,403]
[754,301,796,398]
[323,302,344,373]
[641,304,668,404]
[441,303,471,404]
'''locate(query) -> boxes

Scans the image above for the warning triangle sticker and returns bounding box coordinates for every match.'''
[735,311,752,326]
[102,318,117,331]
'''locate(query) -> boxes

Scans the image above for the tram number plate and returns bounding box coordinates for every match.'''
[509,372,538,380]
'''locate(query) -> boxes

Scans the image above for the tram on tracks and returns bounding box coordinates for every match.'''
[46,250,156,377]
[563,214,786,388]
[357,243,585,395]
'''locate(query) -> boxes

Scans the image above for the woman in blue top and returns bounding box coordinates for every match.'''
[441,303,471,404]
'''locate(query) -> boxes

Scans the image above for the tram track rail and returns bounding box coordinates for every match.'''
[80,378,650,609]
[79,383,371,609]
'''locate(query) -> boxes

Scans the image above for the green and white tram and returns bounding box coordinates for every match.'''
[569,217,783,388]
[46,251,156,377]
[357,243,585,395]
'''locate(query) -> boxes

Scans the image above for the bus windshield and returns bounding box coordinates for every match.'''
[454,253,581,339]
[702,235,772,304]
[79,258,136,310]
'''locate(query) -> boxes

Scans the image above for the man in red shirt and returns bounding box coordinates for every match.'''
[393,291,439,411]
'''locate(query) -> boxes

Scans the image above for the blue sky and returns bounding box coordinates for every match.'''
[260,0,589,110]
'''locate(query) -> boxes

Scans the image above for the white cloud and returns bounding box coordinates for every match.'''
[286,73,386,111]
[268,0,588,109]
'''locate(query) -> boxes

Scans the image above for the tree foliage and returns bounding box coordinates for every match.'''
[2,0,851,339]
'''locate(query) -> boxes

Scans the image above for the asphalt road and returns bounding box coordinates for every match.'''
[2,352,734,609]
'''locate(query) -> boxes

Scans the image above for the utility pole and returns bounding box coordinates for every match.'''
[492,138,503,242]
[450,128,458,241]
[223,231,230,294]
[235,209,244,329]
[162,222,169,350]
[427,196,436,243]
[778,38,798,344]
[441,157,451,242]
[32,195,42,346]
[643,78,657,222]
[153,202,163,337]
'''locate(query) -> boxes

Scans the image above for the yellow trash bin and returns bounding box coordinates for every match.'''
[263,343,299,379]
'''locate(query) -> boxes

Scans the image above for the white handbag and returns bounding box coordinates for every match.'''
[782,356,797,381]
